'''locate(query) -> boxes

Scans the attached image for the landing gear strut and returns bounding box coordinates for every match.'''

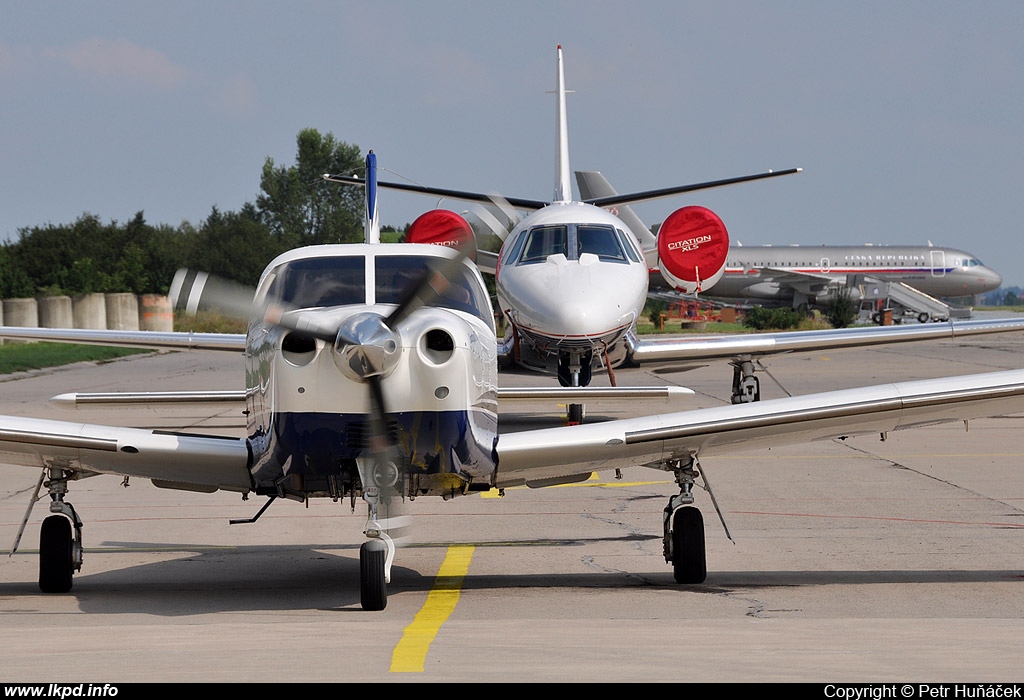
[730,358,760,404]
[356,457,398,611]
[37,467,83,593]
[558,349,593,424]
[662,458,706,583]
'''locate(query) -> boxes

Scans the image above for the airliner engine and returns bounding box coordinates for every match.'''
[656,206,730,294]
[406,210,477,261]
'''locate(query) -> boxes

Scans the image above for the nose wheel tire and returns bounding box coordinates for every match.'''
[671,506,707,584]
[39,516,74,593]
[568,403,584,425]
[360,540,388,611]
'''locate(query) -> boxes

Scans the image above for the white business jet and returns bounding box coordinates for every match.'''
[324,46,800,421]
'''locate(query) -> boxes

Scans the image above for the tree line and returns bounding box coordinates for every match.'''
[0,129,390,298]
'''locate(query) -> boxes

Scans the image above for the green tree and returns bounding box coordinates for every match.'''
[742,306,803,330]
[824,287,857,328]
[190,204,283,286]
[257,128,363,247]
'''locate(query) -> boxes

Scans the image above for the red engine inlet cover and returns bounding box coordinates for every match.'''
[406,210,476,261]
[656,205,729,293]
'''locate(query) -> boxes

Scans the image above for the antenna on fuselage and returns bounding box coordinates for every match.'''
[365,150,380,244]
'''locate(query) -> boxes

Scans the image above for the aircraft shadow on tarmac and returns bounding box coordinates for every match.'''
[2,540,1021,616]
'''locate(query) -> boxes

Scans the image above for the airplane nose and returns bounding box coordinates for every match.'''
[333,312,401,381]
[987,267,1003,290]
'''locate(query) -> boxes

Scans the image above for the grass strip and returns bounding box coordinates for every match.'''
[0,342,150,375]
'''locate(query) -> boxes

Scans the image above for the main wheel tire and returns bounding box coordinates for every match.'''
[39,516,74,593]
[671,507,707,584]
[360,541,387,611]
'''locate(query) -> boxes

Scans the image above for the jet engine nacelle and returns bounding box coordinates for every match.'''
[814,283,862,305]
[406,210,477,261]
[656,206,729,294]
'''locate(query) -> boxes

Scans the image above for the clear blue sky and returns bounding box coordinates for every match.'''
[3,1,1022,285]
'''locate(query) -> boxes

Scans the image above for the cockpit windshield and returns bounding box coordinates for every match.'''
[263,256,366,308]
[510,223,638,265]
[520,226,568,263]
[374,255,493,326]
[577,225,627,261]
[261,254,493,328]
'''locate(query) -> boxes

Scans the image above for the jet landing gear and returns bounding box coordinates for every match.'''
[558,349,593,425]
[36,468,84,593]
[730,358,760,404]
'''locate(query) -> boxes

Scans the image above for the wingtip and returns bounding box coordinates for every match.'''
[50,393,78,408]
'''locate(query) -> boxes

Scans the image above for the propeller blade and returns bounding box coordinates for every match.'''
[385,246,471,329]
[168,268,257,320]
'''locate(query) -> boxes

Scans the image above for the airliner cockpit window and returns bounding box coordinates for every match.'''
[265,256,366,308]
[375,255,493,327]
[519,225,568,264]
[577,225,627,262]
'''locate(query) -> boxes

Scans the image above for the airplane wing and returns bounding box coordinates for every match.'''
[627,317,1024,364]
[475,249,499,276]
[0,326,246,351]
[0,414,251,493]
[48,386,693,409]
[494,368,1024,488]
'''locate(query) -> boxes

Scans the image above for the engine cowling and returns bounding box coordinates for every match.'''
[406,209,477,261]
[656,206,729,293]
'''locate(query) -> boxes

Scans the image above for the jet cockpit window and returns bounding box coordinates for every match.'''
[375,255,493,327]
[264,256,366,308]
[616,229,643,263]
[577,225,627,262]
[500,229,529,267]
[519,225,568,264]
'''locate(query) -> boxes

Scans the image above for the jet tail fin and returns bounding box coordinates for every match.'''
[575,170,658,256]
[553,45,572,203]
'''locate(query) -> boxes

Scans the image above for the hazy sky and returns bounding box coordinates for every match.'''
[3,1,1022,285]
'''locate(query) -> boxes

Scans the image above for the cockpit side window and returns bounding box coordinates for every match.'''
[616,229,643,263]
[501,230,529,267]
[519,225,568,264]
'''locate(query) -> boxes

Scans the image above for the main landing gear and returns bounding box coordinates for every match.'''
[730,358,760,404]
[28,467,84,593]
[662,456,732,584]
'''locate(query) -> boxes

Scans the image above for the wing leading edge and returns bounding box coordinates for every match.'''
[494,369,1024,488]
[0,415,251,493]
[627,317,1024,364]
[0,326,245,351]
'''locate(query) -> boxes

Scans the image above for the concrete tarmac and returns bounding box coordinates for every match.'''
[1,325,1023,682]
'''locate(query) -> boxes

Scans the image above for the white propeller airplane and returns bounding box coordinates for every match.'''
[2,151,1024,611]
[324,46,1024,415]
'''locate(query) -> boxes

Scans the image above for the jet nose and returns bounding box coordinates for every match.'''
[978,266,1002,293]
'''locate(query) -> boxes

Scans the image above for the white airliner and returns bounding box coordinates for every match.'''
[576,170,1003,311]
[2,149,1024,610]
